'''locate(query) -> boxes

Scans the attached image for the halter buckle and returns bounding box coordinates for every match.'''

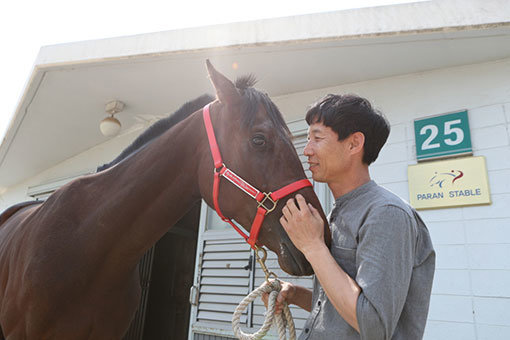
[257,192,278,215]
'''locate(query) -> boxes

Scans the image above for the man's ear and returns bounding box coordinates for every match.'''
[349,132,365,155]
[206,59,241,106]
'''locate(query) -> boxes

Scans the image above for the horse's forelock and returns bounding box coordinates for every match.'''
[238,86,290,137]
[235,74,257,90]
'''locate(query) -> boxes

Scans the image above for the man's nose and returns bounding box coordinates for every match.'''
[303,141,313,156]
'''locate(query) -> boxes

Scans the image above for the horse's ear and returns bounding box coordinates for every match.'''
[206,59,241,106]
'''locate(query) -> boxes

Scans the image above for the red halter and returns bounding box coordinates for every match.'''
[203,103,313,250]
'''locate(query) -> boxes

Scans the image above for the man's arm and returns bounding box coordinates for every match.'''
[280,195,361,331]
[289,284,313,312]
[353,205,415,339]
[303,243,361,331]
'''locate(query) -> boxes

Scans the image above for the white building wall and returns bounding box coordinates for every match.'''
[273,58,510,340]
[1,58,509,339]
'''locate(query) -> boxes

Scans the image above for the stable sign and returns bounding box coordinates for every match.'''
[414,110,472,161]
[408,156,491,210]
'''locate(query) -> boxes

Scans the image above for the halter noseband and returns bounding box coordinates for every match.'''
[203,103,312,250]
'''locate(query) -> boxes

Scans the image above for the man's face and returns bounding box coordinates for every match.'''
[304,122,351,183]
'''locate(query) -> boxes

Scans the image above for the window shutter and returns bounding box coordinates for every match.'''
[196,237,251,325]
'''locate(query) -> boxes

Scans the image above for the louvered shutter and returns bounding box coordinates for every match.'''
[190,205,253,337]
[196,236,251,325]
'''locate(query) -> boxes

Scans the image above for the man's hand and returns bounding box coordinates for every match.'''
[261,281,296,314]
[280,194,325,257]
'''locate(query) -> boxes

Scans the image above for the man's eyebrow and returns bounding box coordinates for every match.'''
[309,128,324,134]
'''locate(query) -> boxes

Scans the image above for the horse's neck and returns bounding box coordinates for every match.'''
[95,112,205,268]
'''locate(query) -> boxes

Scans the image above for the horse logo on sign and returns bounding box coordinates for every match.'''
[429,170,464,188]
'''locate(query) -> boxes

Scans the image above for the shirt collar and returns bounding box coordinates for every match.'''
[333,180,376,207]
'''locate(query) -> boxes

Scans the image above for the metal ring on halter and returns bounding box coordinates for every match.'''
[257,193,279,214]
[213,163,226,174]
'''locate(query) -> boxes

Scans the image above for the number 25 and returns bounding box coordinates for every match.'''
[420,119,464,150]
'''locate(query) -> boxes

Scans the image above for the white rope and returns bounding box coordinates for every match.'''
[232,280,296,340]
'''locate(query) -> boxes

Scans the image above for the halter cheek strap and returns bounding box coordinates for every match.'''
[203,103,312,249]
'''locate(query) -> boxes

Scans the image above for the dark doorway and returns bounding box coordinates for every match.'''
[124,202,201,340]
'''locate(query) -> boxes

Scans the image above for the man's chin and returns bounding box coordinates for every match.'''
[309,168,320,181]
[311,174,326,183]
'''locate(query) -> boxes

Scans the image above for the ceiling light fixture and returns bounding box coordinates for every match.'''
[100,100,124,137]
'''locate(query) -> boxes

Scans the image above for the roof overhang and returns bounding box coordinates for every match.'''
[1,0,510,187]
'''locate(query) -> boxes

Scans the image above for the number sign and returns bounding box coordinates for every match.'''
[414,110,472,161]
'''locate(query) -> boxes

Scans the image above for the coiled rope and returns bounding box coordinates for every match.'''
[232,247,296,340]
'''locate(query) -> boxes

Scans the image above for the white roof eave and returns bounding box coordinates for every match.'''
[34,0,510,67]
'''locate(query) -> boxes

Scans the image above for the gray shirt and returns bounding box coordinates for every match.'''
[298,181,435,340]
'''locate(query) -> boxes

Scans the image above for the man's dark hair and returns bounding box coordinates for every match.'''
[305,94,390,165]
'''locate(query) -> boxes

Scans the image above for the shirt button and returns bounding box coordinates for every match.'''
[317,301,321,306]
[305,328,310,333]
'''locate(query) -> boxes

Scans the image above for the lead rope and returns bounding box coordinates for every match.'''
[232,247,296,340]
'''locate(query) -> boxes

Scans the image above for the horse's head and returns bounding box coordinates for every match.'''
[198,61,331,276]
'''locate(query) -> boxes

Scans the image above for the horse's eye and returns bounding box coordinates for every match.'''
[251,135,266,147]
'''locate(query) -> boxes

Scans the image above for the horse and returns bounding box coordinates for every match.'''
[0,60,331,339]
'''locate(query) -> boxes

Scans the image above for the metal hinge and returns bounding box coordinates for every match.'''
[189,285,199,306]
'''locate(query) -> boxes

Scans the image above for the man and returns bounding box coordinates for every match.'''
[267,94,435,339]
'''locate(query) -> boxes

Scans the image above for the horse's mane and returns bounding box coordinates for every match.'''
[97,94,214,172]
[97,76,289,172]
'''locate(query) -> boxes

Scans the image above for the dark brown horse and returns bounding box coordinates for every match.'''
[0,61,330,339]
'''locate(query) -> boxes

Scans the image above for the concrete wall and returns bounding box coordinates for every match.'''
[2,58,510,339]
